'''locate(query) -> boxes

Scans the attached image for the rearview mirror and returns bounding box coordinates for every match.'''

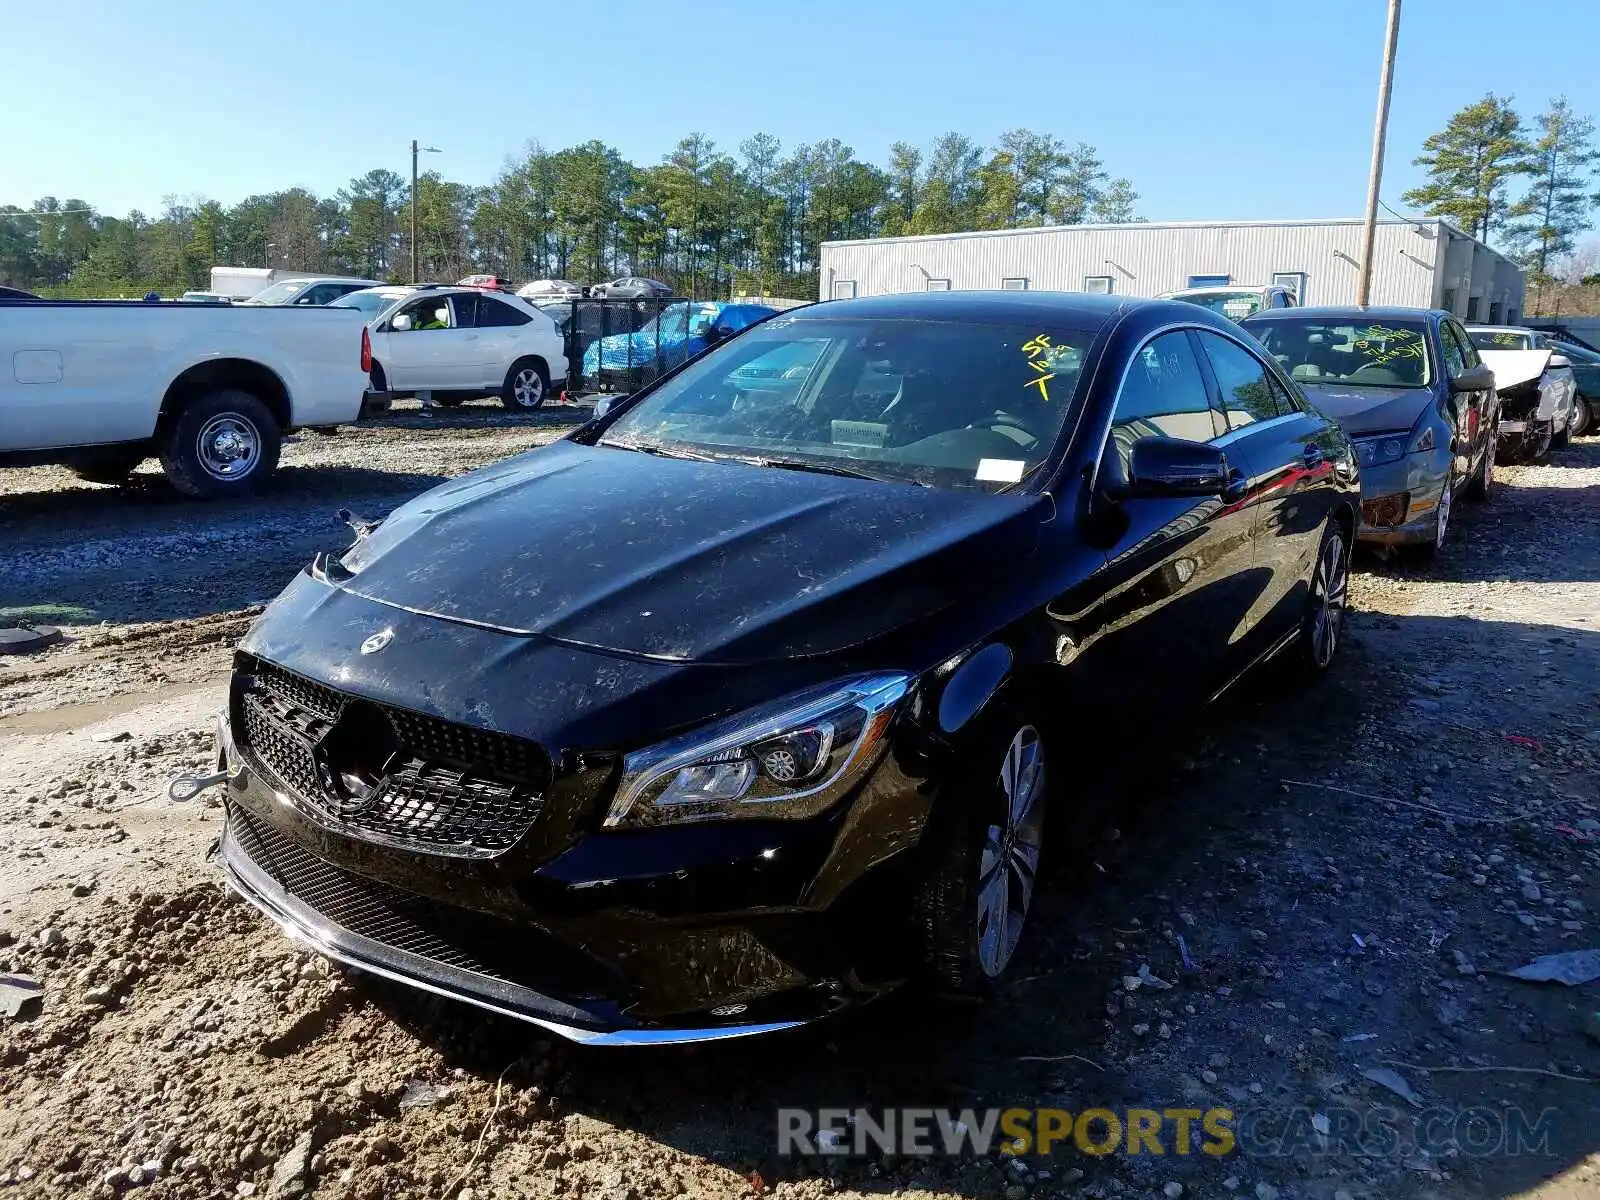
[1120,436,1232,498]
[391,313,412,332]
[1451,363,1493,392]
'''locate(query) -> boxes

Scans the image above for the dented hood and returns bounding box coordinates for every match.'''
[335,440,1045,664]
[1477,348,1552,392]
[1295,383,1435,436]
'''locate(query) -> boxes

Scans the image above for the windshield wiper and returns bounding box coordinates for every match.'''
[742,455,912,484]
[598,439,717,462]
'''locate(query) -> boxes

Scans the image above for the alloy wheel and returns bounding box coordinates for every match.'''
[513,368,545,408]
[976,726,1046,978]
[1309,528,1349,668]
[195,413,260,482]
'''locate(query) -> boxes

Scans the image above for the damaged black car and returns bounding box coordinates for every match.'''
[215,292,1360,1045]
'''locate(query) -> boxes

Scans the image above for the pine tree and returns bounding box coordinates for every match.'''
[1505,97,1600,276]
[1402,94,1533,244]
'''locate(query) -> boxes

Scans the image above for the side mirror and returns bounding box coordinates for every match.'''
[593,396,612,418]
[1120,436,1232,499]
[1548,353,1572,369]
[391,314,412,332]
[1450,363,1493,392]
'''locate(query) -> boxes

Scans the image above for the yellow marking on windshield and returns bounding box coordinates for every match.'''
[1022,334,1058,402]
[1351,325,1425,367]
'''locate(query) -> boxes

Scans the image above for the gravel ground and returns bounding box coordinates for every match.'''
[1,408,1597,1200]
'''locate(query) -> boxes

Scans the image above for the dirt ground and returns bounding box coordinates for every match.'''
[2,403,1597,1200]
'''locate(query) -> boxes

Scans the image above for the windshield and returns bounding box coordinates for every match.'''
[1175,290,1266,321]
[332,290,406,318]
[601,316,1096,491]
[245,280,305,305]
[1468,329,1533,351]
[1249,318,1432,388]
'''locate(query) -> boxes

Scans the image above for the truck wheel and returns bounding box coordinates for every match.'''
[501,358,549,410]
[70,452,147,485]
[159,390,281,499]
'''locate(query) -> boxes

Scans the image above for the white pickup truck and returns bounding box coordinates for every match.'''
[1,300,371,497]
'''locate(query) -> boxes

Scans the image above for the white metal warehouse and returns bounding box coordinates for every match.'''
[818,218,1525,323]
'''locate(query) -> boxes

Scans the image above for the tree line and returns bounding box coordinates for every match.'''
[1403,94,1600,288]
[0,130,1140,299]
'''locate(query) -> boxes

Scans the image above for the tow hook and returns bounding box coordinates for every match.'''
[167,771,230,803]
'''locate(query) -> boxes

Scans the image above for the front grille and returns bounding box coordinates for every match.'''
[235,657,551,858]
[228,807,615,999]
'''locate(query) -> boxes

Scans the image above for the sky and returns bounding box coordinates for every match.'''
[3,0,1599,226]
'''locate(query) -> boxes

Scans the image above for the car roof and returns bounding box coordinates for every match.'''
[1243,305,1443,323]
[1462,323,1532,333]
[295,276,383,286]
[788,291,1148,327]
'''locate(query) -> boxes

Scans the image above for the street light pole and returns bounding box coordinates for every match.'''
[1357,0,1402,308]
[410,140,441,283]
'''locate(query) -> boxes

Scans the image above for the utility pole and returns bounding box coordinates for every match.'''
[1357,0,1402,308]
[410,140,441,283]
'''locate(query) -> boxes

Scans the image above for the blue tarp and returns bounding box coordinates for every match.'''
[582,301,777,377]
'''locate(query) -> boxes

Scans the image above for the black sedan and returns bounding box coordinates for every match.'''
[215,292,1360,1045]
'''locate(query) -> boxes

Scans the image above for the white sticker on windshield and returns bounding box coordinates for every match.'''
[831,420,887,448]
[976,458,1025,483]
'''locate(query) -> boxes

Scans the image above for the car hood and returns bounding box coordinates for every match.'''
[1476,348,1552,391]
[333,440,1045,664]
[1295,383,1435,436]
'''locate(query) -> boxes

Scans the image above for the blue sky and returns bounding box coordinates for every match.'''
[3,0,1597,224]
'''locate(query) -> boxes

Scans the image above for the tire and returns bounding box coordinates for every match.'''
[1573,394,1594,437]
[1528,421,1555,462]
[1411,475,1454,560]
[158,389,281,499]
[917,708,1047,999]
[500,357,549,411]
[1463,441,1493,502]
[70,452,146,485]
[1296,517,1350,674]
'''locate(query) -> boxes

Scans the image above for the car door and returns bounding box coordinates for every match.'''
[1435,319,1474,478]
[1054,329,1260,723]
[380,294,472,390]
[1193,327,1343,657]
[473,294,537,387]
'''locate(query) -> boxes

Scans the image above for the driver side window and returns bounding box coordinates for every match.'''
[1107,331,1224,476]
[399,297,453,332]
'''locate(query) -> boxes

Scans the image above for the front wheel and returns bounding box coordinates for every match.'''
[1463,442,1493,502]
[1411,477,1453,561]
[918,711,1047,999]
[1297,518,1350,674]
[1572,394,1594,437]
[158,390,281,499]
[501,358,549,411]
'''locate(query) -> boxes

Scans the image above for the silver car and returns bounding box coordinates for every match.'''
[1465,325,1577,460]
[1242,307,1499,557]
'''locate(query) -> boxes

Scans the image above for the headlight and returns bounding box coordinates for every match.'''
[1353,435,1408,467]
[602,673,911,828]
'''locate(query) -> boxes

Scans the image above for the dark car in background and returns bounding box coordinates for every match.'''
[215,292,1359,1045]
[1243,307,1496,556]
[1544,338,1600,436]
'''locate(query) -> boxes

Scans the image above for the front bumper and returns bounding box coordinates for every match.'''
[212,674,930,1045]
[1354,455,1446,546]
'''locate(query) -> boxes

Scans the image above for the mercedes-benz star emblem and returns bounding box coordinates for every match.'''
[360,629,394,655]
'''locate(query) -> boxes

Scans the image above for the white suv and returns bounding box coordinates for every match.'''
[334,285,569,410]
